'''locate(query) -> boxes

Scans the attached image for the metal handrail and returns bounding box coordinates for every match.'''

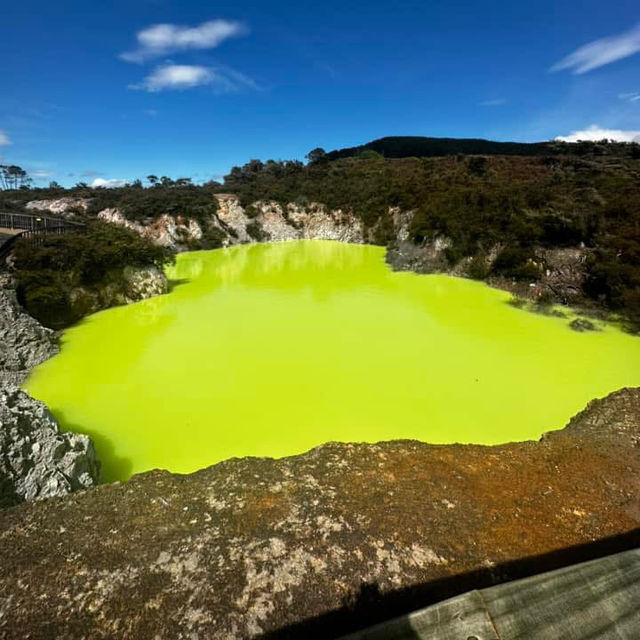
[0,211,85,232]
[0,211,86,265]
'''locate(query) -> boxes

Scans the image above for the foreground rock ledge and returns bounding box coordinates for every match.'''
[1,389,639,639]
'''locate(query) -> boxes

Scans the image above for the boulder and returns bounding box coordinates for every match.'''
[0,386,100,508]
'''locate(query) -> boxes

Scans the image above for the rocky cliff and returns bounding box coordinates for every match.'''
[0,388,638,639]
[0,273,58,386]
[64,265,169,323]
[0,386,99,508]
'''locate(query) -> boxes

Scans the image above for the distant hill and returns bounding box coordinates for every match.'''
[324,136,628,160]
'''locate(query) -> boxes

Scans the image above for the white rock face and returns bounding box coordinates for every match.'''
[97,208,205,250]
[0,385,100,507]
[285,202,364,243]
[27,194,367,251]
[26,198,91,217]
[215,194,252,242]
[214,195,365,245]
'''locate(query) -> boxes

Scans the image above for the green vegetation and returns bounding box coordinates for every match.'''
[85,183,218,225]
[12,222,174,328]
[324,135,640,161]
[1,138,639,330]
[0,179,219,227]
[221,149,640,330]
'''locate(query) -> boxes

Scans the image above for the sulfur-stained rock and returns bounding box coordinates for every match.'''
[0,388,639,639]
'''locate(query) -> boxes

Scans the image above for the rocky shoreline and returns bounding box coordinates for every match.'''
[0,273,58,387]
[0,196,629,508]
[0,388,638,638]
[26,194,596,310]
[0,386,99,508]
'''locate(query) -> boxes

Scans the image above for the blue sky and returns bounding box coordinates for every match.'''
[2,0,640,186]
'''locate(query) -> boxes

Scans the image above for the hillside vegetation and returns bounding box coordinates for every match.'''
[12,222,174,328]
[2,140,639,330]
[222,150,640,330]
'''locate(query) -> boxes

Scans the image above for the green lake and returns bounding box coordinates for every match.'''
[24,241,640,481]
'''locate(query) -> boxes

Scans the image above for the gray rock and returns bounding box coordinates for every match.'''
[0,385,100,508]
[569,317,598,332]
[0,273,58,385]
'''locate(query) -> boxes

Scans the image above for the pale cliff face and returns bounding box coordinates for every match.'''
[26,195,590,305]
[25,198,91,217]
[94,195,365,250]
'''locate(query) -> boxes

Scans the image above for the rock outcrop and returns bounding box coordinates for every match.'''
[1,388,638,639]
[0,386,99,508]
[95,195,365,252]
[0,273,58,386]
[66,265,169,321]
[28,194,592,309]
[25,197,91,217]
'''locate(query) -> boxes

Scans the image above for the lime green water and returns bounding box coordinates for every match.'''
[25,241,640,481]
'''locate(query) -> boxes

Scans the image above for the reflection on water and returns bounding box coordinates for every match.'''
[25,241,640,481]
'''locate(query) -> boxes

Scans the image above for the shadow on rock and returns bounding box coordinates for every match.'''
[49,407,134,483]
[259,527,640,640]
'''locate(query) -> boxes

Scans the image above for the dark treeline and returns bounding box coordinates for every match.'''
[324,135,640,161]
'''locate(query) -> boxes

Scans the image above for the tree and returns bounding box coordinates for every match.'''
[147,175,159,186]
[160,176,174,187]
[0,164,32,190]
[48,181,63,189]
[306,147,327,165]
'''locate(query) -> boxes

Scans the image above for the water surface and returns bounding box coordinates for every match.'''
[25,241,640,481]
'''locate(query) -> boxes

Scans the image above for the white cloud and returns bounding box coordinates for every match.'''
[479,99,506,107]
[131,65,214,91]
[120,19,246,63]
[130,64,256,93]
[91,178,129,188]
[32,170,52,179]
[551,24,640,74]
[619,92,640,103]
[555,124,640,142]
[0,130,11,146]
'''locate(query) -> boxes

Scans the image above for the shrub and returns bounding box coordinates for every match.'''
[13,222,175,328]
[246,221,267,241]
[466,255,489,279]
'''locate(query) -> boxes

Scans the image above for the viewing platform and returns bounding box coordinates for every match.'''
[0,211,85,262]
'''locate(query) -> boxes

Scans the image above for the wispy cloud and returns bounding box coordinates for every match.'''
[32,170,52,179]
[91,178,129,188]
[619,92,640,103]
[555,124,640,142]
[142,109,158,116]
[82,170,102,177]
[120,19,247,63]
[551,24,640,74]
[479,99,506,107]
[130,64,257,93]
[0,130,11,146]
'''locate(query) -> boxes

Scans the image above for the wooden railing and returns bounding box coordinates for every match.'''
[0,211,86,264]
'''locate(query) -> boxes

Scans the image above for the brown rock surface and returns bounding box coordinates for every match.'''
[1,389,639,639]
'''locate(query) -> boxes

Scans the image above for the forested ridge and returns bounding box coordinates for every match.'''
[2,139,639,330]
